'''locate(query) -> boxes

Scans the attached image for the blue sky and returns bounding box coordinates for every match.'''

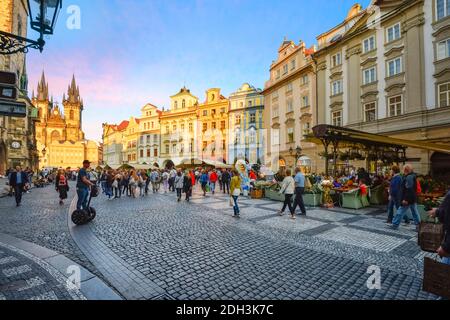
[26,0,371,141]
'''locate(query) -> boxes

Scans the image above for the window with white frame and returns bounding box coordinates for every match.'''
[287,127,294,143]
[249,129,256,144]
[363,36,376,53]
[250,113,256,123]
[386,23,401,43]
[331,52,342,67]
[172,144,177,154]
[387,57,402,77]
[364,102,377,122]
[388,95,403,117]
[290,59,296,70]
[436,0,450,20]
[332,80,343,95]
[283,64,288,75]
[437,38,450,60]
[286,82,293,92]
[439,82,450,107]
[301,74,309,85]
[303,122,311,135]
[363,67,377,85]
[165,144,169,154]
[302,95,309,107]
[273,105,279,117]
[286,100,293,112]
[332,111,342,127]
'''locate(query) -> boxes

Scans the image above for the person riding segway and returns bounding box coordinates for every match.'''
[72,160,98,225]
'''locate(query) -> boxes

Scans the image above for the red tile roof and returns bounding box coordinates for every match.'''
[117,120,129,131]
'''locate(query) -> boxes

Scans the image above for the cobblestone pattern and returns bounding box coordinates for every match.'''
[87,186,436,300]
[0,242,85,300]
[0,184,101,280]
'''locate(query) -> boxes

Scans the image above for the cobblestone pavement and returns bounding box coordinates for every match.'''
[0,241,85,300]
[86,184,437,300]
[0,185,100,279]
[0,183,439,300]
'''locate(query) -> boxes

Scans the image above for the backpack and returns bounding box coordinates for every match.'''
[416,179,422,194]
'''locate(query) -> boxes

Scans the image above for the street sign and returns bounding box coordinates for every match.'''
[0,85,17,100]
[0,99,27,117]
[0,71,18,101]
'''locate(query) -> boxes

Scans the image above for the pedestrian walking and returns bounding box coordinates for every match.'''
[386,165,409,224]
[105,170,114,200]
[9,166,29,207]
[278,169,296,219]
[230,169,242,217]
[184,170,193,202]
[112,173,121,198]
[390,164,421,230]
[151,170,161,193]
[175,170,184,202]
[217,169,223,192]
[129,171,138,198]
[209,170,218,194]
[199,170,209,196]
[428,189,450,265]
[292,167,307,216]
[55,169,69,205]
[169,168,176,192]
[222,169,230,194]
[162,170,169,193]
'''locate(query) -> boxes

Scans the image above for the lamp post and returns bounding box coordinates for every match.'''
[0,0,62,55]
[289,145,303,167]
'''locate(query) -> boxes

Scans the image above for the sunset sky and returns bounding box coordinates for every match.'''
[26,0,371,141]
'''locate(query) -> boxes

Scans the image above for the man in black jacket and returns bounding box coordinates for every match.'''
[8,166,29,207]
[221,169,230,194]
[429,190,450,264]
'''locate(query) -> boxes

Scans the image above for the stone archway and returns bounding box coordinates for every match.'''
[163,160,175,169]
[430,152,450,182]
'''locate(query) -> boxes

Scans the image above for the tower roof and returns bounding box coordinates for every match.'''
[36,71,49,101]
[66,74,82,104]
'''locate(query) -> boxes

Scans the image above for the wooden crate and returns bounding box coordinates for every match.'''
[423,257,450,299]
[250,189,264,199]
[418,222,444,253]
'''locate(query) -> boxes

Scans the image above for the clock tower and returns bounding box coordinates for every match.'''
[63,75,84,142]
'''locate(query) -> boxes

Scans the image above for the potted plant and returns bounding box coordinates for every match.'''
[264,183,285,202]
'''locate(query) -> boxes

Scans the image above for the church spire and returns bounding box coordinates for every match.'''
[67,74,81,103]
[37,70,49,101]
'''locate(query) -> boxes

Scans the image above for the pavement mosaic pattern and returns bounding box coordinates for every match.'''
[0,183,440,300]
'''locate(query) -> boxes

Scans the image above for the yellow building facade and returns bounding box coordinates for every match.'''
[33,73,101,169]
[102,120,129,167]
[198,88,229,164]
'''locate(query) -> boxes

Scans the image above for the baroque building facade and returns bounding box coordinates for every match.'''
[228,83,265,165]
[263,39,317,172]
[314,0,450,176]
[33,73,102,169]
[0,0,38,174]
[102,120,129,167]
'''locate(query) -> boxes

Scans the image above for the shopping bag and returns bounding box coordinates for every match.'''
[423,257,450,299]
[229,197,233,207]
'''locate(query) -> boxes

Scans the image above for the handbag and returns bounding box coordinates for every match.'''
[423,257,450,299]
[229,197,234,207]
[112,180,118,188]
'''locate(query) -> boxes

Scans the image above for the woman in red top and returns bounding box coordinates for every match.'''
[359,179,368,196]
[55,169,69,205]
[209,170,218,194]
[249,170,257,180]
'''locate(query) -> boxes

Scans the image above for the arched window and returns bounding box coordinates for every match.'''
[69,110,74,120]
[182,99,186,108]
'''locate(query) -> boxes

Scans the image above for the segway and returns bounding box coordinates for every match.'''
[71,185,99,226]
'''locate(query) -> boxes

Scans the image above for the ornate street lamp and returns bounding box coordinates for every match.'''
[0,0,62,55]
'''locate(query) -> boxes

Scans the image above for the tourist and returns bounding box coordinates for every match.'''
[292,167,307,216]
[175,170,184,202]
[112,172,121,199]
[129,171,138,198]
[105,170,114,200]
[55,168,69,205]
[278,169,296,219]
[120,172,129,197]
[217,169,223,192]
[183,170,193,202]
[9,166,30,207]
[222,169,230,194]
[150,169,160,193]
[169,168,177,192]
[390,164,421,230]
[386,165,409,224]
[139,171,147,197]
[209,170,218,194]
[428,190,450,264]
[230,169,242,217]
[199,170,209,196]
[76,160,94,211]
[162,170,169,193]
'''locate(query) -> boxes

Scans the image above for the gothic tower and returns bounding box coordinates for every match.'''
[63,74,84,141]
[32,71,51,122]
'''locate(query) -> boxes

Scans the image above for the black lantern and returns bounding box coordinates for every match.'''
[28,0,63,36]
[0,0,62,55]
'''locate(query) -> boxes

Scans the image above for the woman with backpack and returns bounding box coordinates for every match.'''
[55,169,69,205]
[174,170,184,202]
[278,169,296,219]
[199,170,209,196]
